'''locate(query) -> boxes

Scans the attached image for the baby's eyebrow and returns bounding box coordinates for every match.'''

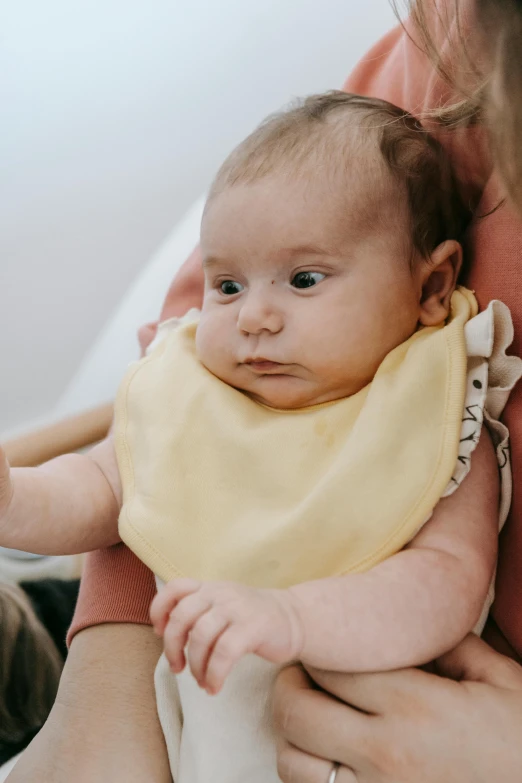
[202,244,339,270]
[202,256,224,269]
[279,244,335,258]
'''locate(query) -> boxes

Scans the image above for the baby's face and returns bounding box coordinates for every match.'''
[197,175,427,409]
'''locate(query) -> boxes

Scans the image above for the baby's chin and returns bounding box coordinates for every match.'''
[240,377,325,411]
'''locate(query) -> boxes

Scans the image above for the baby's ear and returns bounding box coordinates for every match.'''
[419,240,463,327]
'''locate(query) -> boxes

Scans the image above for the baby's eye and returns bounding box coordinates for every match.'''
[291,271,326,289]
[219,280,244,295]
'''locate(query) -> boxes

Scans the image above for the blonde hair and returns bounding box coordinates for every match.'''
[394,0,522,211]
[0,582,63,759]
[210,91,470,259]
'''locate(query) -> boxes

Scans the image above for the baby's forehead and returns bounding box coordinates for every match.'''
[206,91,468,262]
[201,165,407,265]
[207,113,409,243]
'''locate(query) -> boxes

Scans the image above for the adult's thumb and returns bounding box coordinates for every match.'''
[435,633,522,689]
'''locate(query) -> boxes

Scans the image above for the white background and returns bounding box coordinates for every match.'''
[1,0,395,436]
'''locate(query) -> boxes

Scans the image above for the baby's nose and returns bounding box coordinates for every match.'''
[237,292,283,335]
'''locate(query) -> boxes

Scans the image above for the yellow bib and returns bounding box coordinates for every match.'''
[115,288,476,588]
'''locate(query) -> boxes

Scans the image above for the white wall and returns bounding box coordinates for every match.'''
[1,0,395,436]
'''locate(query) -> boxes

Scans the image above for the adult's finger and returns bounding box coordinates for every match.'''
[273,665,376,771]
[306,663,435,716]
[435,633,522,689]
[277,739,357,783]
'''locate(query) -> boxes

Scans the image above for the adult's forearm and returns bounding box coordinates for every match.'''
[7,624,172,783]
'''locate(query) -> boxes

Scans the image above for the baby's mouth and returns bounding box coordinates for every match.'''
[243,358,286,373]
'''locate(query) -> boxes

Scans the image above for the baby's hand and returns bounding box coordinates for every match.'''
[0,445,13,523]
[150,579,305,695]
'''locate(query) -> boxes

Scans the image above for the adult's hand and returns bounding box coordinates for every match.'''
[274,634,522,782]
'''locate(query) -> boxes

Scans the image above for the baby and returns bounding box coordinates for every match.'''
[0,92,519,782]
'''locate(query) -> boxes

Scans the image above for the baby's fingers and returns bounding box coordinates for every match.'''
[205,625,255,695]
[163,592,211,672]
[151,578,202,635]
[188,612,231,687]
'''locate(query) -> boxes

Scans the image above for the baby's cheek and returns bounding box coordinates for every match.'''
[195,316,217,368]
[196,314,234,379]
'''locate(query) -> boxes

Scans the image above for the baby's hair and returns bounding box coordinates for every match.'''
[0,582,63,762]
[210,91,470,260]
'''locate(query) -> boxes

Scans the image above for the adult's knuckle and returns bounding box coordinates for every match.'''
[336,721,380,768]
[366,742,396,776]
[276,745,297,782]
[272,691,298,734]
[367,730,415,779]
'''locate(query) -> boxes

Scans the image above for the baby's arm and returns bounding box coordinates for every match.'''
[152,430,498,694]
[0,437,121,555]
[288,428,499,672]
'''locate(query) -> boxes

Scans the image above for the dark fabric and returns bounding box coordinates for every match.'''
[20,579,80,660]
[0,579,80,765]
